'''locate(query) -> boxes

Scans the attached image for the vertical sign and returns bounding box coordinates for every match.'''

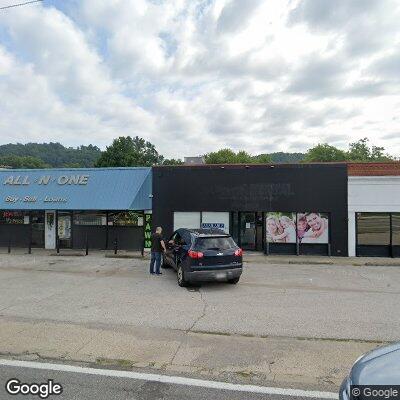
[144,213,152,249]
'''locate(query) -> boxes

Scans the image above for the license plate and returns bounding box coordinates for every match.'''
[216,272,226,280]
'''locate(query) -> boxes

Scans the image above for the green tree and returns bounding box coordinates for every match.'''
[0,155,49,169]
[347,138,393,162]
[205,149,242,164]
[253,154,273,163]
[204,149,272,164]
[0,142,101,167]
[303,144,347,162]
[162,158,183,165]
[268,152,305,163]
[95,136,163,167]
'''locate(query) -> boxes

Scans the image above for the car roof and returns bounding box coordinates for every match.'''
[178,228,230,237]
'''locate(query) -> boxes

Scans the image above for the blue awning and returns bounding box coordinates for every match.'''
[0,167,152,211]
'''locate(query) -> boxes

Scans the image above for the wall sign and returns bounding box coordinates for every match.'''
[201,222,225,230]
[3,175,89,186]
[2,174,90,206]
[144,213,152,249]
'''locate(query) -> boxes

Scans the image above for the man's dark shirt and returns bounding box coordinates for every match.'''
[151,233,163,252]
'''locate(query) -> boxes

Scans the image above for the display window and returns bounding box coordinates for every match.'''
[266,212,296,243]
[0,211,29,225]
[265,212,330,244]
[357,213,390,245]
[298,212,329,244]
[74,211,107,226]
[108,211,144,227]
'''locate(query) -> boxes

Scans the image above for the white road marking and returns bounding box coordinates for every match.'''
[0,358,338,399]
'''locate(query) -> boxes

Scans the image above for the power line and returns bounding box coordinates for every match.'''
[0,0,43,10]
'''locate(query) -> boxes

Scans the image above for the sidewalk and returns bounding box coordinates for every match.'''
[0,317,382,391]
[244,252,400,267]
[1,247,400,266]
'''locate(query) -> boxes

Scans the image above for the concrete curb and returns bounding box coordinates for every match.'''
[243,255,400,267]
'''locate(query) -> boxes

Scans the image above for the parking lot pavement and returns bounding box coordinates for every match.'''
[0,253,399,390]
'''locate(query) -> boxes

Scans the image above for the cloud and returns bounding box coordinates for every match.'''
[217,0,263,33]
[0,0,399,158]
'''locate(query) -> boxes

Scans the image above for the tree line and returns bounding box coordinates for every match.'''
[0,137,395,169]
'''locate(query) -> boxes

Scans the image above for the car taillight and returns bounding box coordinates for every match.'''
[234,248,243,257]
[188,250,204,259]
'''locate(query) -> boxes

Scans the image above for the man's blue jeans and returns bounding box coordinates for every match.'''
[150,251,162,274]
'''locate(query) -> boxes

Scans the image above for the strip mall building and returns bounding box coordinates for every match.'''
[0,162,399,257]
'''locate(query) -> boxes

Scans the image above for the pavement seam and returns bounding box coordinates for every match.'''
[187,288,208,333]
[168,288,209,367]
[74,329,104,355]
[0,315,390,345]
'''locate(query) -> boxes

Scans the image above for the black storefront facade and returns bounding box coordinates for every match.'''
[0,168,152,251]
[152,164,348,256]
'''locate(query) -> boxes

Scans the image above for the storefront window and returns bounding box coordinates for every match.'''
[298,212,329,244]
[108,211,144,227]
[266,212,296,243]
[357,213,390,245]
[265,212,329,244]
[74,211,107,226]
[392,213,400,246]
[173,212,200,231]
[201,212,230,233]
[0,211,29,225]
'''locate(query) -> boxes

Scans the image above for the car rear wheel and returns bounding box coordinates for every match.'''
[228,277,240,284]
[177,265,188,287]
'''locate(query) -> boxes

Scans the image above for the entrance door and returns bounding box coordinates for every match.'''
[240,212,256,250]
[31,211,45,248]
[57,212,72,248]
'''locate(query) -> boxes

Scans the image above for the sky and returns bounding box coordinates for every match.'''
[0,0,399,158]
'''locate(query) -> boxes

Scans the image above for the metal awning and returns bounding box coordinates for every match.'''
[0,167,152,211]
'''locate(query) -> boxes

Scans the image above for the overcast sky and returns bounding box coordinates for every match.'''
[0,0,399,158]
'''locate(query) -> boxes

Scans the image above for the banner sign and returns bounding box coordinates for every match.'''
[144,213,152,249]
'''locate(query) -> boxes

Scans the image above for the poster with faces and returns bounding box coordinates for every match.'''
[266,212,296,243]
[297,213,329,244]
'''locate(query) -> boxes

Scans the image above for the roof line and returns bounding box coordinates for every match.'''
[0,167,152,172]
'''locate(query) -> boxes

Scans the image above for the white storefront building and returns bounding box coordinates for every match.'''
[348,163,400,257]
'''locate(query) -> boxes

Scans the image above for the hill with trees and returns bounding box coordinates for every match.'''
[0,142,101,168]
[0,137,395,169]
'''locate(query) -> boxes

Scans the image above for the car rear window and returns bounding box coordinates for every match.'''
[194,236,237,251]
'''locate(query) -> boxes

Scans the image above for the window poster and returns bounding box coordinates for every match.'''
[297,212,329,244]
[266,212,296,243]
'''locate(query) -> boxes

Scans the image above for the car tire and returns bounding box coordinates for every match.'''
[228,277,240,284]
[177,265,188,287]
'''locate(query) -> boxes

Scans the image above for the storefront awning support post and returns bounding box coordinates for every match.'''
[85,234,89,256]
[114,237,118,255]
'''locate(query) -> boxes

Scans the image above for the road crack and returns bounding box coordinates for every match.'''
[169,288,208,367]
[187,288,207,333]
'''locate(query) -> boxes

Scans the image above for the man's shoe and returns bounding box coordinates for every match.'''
[156,272,162,275]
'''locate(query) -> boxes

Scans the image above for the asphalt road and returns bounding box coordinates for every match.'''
[0,362,337,400]
[0,254,399,341]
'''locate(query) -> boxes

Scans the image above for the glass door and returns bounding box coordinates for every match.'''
[31,211,45,248]
[57,212,72,248]
[240,212,256,250]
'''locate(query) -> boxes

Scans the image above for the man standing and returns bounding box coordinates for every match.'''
[150,226,166,275]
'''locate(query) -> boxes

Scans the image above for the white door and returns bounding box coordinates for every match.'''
[45,211,56,249]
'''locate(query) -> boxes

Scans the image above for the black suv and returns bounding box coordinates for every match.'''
[162,228,243,287]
